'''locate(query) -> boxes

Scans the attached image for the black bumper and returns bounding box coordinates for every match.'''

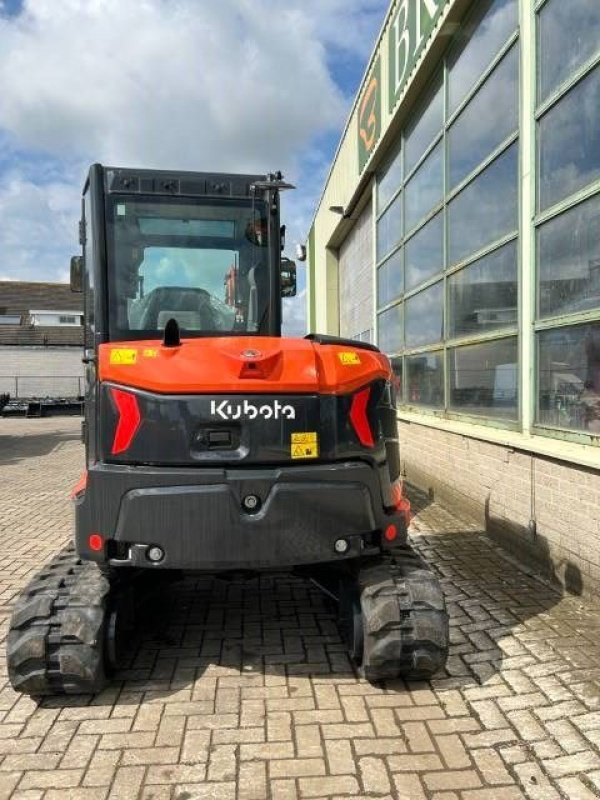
[74,462,406,570]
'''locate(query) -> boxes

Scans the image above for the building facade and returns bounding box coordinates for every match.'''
[308,0,600,595]
[0,282,84,399]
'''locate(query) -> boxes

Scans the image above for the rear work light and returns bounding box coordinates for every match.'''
[349,386,375,447]
[110,388,141,454]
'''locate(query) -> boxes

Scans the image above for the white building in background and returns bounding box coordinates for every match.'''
[0,282,84,399]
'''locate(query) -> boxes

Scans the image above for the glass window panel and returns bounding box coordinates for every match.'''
[449,242,518,337]
[405,142,443,233]
[449,337,518,418]
[538,193,600,318]
[405,213,443,292]
[378,248,403,308]
[406,352,444,407]
[376,192,402,262]
[539,66,600,211]
[449,44,518,190]
[405,281,443,348]
[377,302,403,354]
[448,143,518,265]
[390,356,403,404]
[377,143,402,213]
[405,74,443,176]
[537,323,600,434]
[448,0,518,116]
[538,0,600,103]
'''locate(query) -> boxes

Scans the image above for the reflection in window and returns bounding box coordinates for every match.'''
[406,352,444,407]
[537,323,600,434]
[449,242,518,337]
[448,0,518,116]
[405,213,443,292]
[538,0,600,103]
[377,303,403,354]
[390,356,403,404]
[377,143,402,213]
[378,249,403,308]
[405,142,443,233]
[538,194,600,318]
[405,281,443,348]
[376,192,402,262]
[539,66,600,211]
[449,44,518,190]
[405,74,443,176]
[448,143,518,265]
[449,337,518,418]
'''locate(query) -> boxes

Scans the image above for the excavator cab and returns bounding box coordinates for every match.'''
[6,165,448,696]
[79,166,292,344]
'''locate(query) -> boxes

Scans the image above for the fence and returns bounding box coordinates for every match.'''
[0,376,84,400]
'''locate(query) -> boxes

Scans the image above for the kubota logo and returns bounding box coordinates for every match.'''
[210,399,296,421]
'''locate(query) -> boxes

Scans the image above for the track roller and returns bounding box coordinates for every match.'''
[7,546,114,696]
[341,547,449,682]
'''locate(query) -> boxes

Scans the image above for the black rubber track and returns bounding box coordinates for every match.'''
[359,548,449,682]
[7,545,110,696]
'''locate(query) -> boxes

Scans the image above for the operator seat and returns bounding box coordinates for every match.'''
[139,287,215,330]
[156,310,203,330]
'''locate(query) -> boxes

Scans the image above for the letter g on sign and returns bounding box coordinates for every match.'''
[359,77,379,153]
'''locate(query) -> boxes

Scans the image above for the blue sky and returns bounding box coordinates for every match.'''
[0,0,388,334]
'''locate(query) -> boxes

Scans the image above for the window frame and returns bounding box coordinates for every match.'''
[369,0,600,446]
[375,0,521,429]
[531,0,600,445]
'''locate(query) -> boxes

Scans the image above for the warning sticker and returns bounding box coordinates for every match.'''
[291,431,319,459]
[142,348,158,359]
[110,348,137,365]
[338,351,361,365]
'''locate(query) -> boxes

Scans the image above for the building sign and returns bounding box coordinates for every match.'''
[357,57,381,172]
[388,0,447,111]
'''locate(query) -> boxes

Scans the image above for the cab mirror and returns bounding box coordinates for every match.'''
[70,256,83,293]
[280,257,297,298]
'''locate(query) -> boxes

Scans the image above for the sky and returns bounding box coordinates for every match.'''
[0,0,389,335]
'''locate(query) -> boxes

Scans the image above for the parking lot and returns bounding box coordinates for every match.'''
[0,417,599,799]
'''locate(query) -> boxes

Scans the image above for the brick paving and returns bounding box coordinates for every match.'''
[0,417,599,800]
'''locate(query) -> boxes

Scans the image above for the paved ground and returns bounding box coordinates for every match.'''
[1,417,600,800]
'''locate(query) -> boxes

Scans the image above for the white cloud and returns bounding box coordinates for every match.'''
[0,0,347,172]
[0,171,77,281]
[0,0,387,297]
[282,288,306,337]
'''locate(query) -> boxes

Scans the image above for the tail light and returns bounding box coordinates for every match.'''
[88,533,104,552]
[111,388,141,454]
[349,386,375,447]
